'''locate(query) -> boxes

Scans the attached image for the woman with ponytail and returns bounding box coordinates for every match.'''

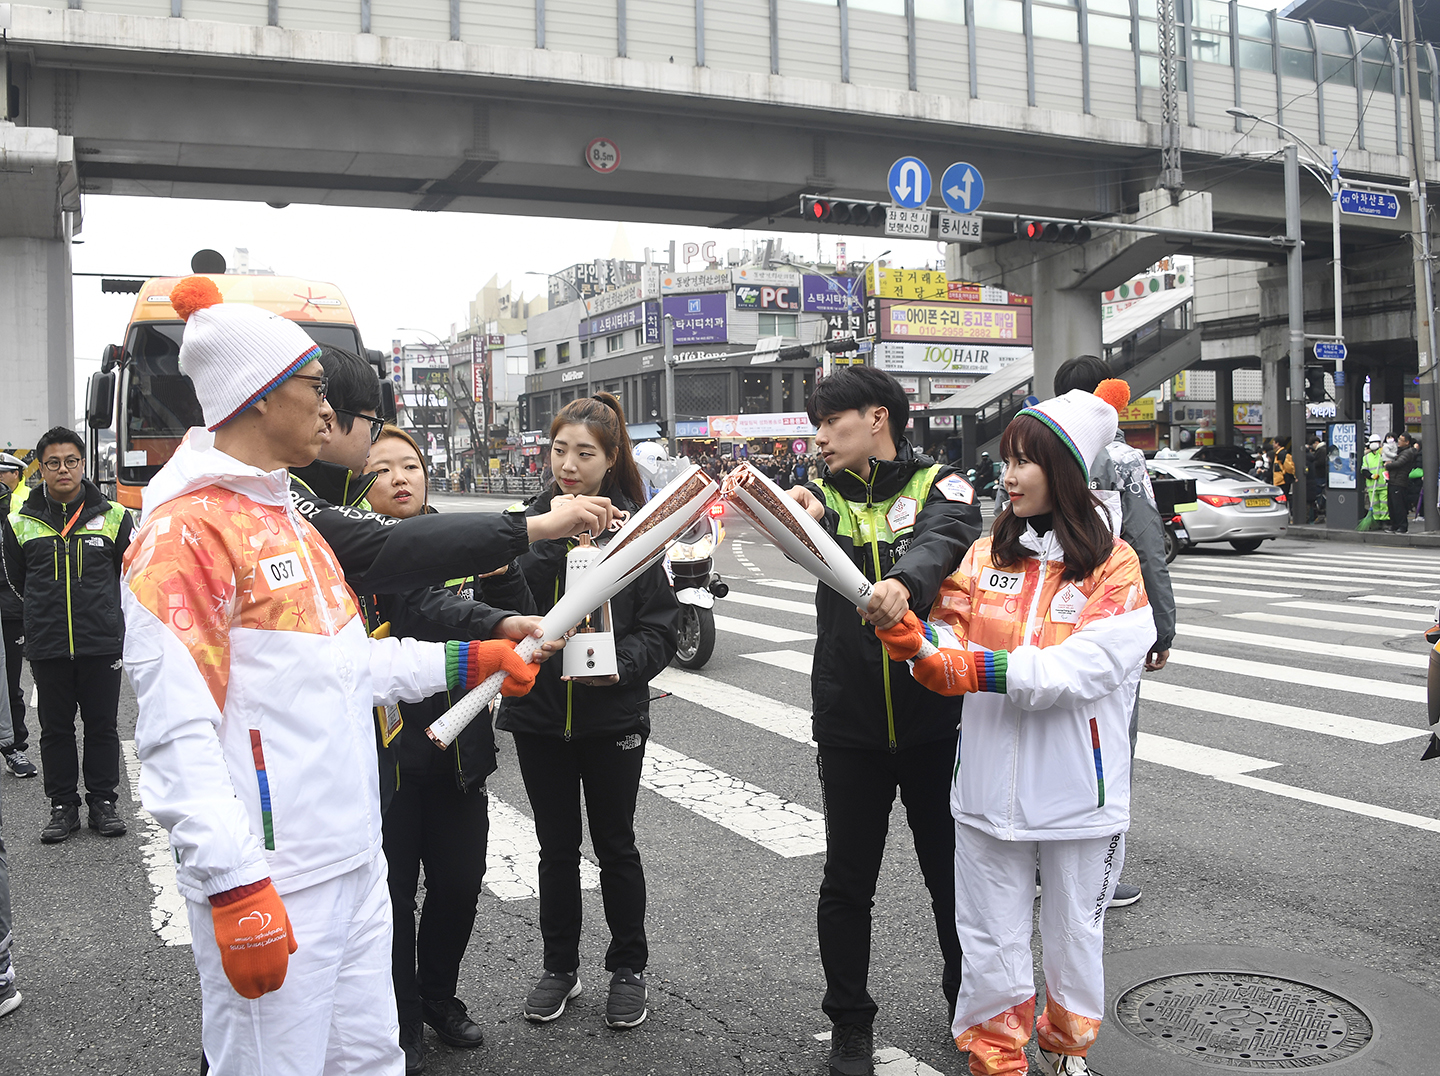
[498,393,678,1032]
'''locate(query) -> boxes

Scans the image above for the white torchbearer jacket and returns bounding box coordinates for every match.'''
[122,430,450,903]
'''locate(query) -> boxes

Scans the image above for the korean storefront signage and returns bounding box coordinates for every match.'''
[664,293,729,344]
[872,341,1032,373]
[707,412,817,439]
[801,274,861,313]
[876,300,1032,345]
[660,270,731,294]
[581,301,659,343]
[734,284,801,310]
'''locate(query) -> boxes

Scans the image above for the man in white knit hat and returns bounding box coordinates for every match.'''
[122,277,550,1076]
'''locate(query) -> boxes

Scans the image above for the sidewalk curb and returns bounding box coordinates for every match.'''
[1285,523,1440,548]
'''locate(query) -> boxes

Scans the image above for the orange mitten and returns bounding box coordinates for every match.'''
[912,648,1008,697]
[209,879,297,999]
[876,611,927,662]
[446,639,539,697]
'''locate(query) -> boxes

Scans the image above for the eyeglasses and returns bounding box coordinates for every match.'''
[291,374,330,402]
[332,407,386,444]
[41,457,83,473]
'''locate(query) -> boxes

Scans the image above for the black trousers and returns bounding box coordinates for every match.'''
[2,619,27,752]
[511,731,648,975]
[382,773,489,1028]
[816,737,963,1028]
[32,656,122,809]
[1389,480,1415,531]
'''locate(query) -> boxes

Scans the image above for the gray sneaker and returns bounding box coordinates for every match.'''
[0,981,20,1019]
[2,749,36,779]
[604,968,647,1030]
[524,970,581,1023]
[1108,881,1142,908]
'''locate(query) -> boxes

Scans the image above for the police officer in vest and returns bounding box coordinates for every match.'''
[2,428,133,842]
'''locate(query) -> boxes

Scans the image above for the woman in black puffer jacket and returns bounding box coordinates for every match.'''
[499,393,678,1033]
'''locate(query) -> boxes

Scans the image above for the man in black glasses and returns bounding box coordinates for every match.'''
[2,427,133,843]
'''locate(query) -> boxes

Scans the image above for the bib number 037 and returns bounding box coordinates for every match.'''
[980,568,1023,595]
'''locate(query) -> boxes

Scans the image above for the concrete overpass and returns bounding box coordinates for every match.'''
[2,0,1437,443]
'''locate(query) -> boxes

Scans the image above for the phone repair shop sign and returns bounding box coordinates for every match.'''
[878,300,1032,345]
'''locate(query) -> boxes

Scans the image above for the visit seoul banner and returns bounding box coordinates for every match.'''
[877,300,1032,345]
[664,293,729,344]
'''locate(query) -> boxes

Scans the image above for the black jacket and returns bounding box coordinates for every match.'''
[289,459,530,593]
[495,486,679,740]
[3,478,134,661]
[805,442,982,752]
[1387,443,1422,489]
[0,485,24,622]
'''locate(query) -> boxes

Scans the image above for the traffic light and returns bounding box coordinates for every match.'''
[1015,219,1093,244]
[800,196,886,228]
[778,344,811,360]
[825,338,859,353]
[1304,366,1326,402]
[656,418,668,439]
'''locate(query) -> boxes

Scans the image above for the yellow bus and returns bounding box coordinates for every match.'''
[86,272,385,510]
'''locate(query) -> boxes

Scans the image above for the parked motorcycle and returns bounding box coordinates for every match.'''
[667,502,728,669]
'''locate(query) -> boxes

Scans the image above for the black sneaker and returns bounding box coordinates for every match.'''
[1108,881,1142,908]
[604,968,647,1030]
[40,804,79,843]
[828,1023,875,1076]
[524,970,581,1023]
[421,997,483,1048]
[399,1021,424,1074]
[2,749,36,779]
[88,801,127,838]
[0,980,20,1019]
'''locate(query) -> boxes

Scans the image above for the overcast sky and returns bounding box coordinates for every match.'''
[70,196,941,417]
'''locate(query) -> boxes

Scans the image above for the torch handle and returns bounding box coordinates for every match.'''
[426,634,542,748]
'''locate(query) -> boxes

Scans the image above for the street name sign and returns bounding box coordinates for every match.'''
[1338,189,1400,219]
[940,162,985,214]
[938,213,982,242]
[1313,341,1347,361]
[887,157,932,208]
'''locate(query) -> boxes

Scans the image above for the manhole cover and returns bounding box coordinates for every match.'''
[1115,972,1373,1068]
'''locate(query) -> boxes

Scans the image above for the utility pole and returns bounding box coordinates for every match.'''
[1402,0,1440,531]
[1285,144,1309,521]
[663,313,678,455]
[1156,0,1183,196]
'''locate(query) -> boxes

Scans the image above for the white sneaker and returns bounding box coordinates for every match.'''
[1039,1048,1090,1076]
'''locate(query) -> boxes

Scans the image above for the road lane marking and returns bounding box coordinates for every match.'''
[730,539,763,576]
[1217,774,1440,833]
[1135,732,1279,776]
[484,794,600,902]
[1166,649,1424,703]
[714,613,815,643]
[121,739,191,947]
[720,591,817,617]
[1272,600,1432,624]
[1171,582,1297,599]
[1140,681,1425,743]
[814,1031,946,1076]
[1222,611,1415,637]
[741,650,815,676]
[1349,594,1437,609]
[654,667,813,744]
[1177,623,1427,669]
[642,743,824,858]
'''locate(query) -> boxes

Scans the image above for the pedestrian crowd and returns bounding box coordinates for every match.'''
[0,285,1191,1076]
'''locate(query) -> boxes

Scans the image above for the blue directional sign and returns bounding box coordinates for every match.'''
[940,162,985,214]
[1314,341,1347,361]
[887,156,932,208]
[1338,189,1400,219]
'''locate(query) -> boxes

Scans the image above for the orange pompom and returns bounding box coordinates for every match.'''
[1094,378,1131,413]
[169,276,224,322]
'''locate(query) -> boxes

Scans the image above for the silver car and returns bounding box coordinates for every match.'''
[1146,459,1289,553]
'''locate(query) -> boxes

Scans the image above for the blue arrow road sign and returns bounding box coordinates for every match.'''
[940,162,985,214]
[1338,189,1400,219]
[887,156,932,208]
[1314,341,1347,361]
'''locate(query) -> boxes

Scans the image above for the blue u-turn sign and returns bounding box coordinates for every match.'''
[887,157,932,208]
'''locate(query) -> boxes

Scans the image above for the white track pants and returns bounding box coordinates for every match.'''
[188,854,402,1076]
[952,824,1124,1047]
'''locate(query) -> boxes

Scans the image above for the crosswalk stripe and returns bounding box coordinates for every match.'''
[1292,550,1440,569]
[741,649,815,676]
[1166,649,1424,702]
[1173,595,1218,605]
[721,591,817,616]
[1217,774,1440,834]
[654,666,812,744]
[485,795,601,902]
[714,613,815,643]
[813,1032,945,1076]
[1172,582,1297,599]
[752,578,820,595]
[1272,600,1432,624]
[1178,561,1414,585]
[1140,681,1424,743]
[642,742,825,858]
[1178,623,1427,669]
[1222,611,1415,638]
[1135,731,1279,776]
[1350,594,1437,609]
[121,740,192,947]
[1169,570,1362,593]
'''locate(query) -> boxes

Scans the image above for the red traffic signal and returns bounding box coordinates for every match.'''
[804,196,833,222]
[1017,219,1092,243]
[800,196,885,228]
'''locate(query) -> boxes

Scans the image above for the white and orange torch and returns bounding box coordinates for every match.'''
[426,465,722,748]
[722,462,876,607]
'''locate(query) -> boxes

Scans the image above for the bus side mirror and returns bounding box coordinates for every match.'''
[364,348,385,366]
[378,379,397,424]
[100,343,123,373]
[86,371,116,430]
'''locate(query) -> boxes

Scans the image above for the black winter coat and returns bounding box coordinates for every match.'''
[495,486,679,740]
[805,442,982,752]
[3,479,133,661]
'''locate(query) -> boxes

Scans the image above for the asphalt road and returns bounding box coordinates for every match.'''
[3,494,1438,1076]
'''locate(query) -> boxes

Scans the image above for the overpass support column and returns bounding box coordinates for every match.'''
[1029,257,1102,398]
[0,126,79,449]
[1214,363,1234,445]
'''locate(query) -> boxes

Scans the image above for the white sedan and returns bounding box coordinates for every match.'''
[1146,459,1290,553]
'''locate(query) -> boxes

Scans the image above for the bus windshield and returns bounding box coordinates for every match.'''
[118,321,362,486]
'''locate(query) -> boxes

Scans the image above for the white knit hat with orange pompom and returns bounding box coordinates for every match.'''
[171,276,322,431]
[1014,378,1132,482]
